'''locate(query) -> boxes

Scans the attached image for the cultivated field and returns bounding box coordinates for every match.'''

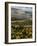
[11,19,32,39]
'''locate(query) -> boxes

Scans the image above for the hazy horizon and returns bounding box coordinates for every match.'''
[11,6,32,19]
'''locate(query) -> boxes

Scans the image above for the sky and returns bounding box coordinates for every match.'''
[11,6,32,12]
[11,6,32,19]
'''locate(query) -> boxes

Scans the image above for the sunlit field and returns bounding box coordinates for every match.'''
[11,19,32,39]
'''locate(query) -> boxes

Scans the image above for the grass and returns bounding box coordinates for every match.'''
[11,19,32,39]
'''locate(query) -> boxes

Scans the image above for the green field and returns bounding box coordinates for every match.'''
[11,19,32,39]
